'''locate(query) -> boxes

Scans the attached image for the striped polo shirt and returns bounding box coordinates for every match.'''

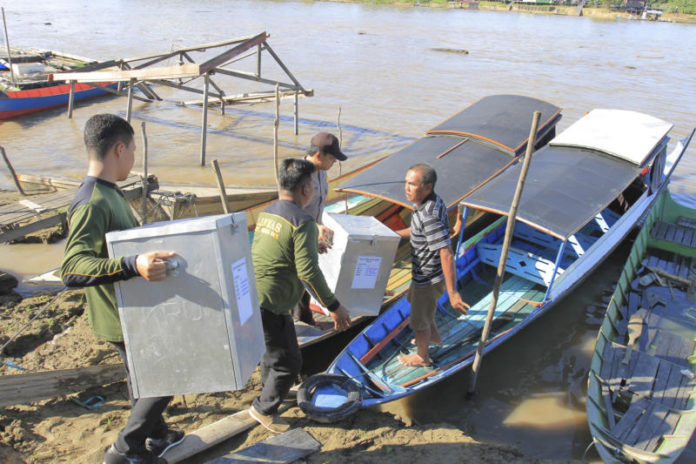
[410,192,451,287]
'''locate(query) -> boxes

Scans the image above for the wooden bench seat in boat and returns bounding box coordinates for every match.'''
[477,242,562,287]
[651,220,696,247]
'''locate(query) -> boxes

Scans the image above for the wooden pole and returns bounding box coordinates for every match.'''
[140,122,149,224]
[200,73,209,166]
[67,81,76,119]
[273,83,280,190]
[467,111,541,396]
[1,8,15,86]
[337,106,348,212]
[126,78,135,123]
[210,160,230,214]
[293,91,299,135]
[0,146,25,195]
[256,43,261,77]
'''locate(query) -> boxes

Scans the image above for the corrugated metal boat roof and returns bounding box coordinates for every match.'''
[336,95,562,210]
[427,94,562,154]
[550,109,672,166]
[461,109,671,239]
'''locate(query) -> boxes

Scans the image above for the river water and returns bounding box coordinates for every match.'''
[1,0,696,461]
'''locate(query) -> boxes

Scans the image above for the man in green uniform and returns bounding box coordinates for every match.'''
[61,114,183,464]
[249,158,351,434]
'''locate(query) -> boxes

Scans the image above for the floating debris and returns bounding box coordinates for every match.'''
[430,47,469,55]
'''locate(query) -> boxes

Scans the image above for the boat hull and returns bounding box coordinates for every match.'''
[0,82,116,119]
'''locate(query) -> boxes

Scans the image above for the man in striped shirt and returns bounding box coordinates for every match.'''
[397,163,468,367]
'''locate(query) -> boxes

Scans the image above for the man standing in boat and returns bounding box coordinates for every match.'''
[292,132,348,325]
[249,158,351,433]
[398,163,468,367]
[61,114,183,464]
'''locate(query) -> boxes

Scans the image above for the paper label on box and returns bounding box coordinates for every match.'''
[351,256,382,289]
[232,257,253,324]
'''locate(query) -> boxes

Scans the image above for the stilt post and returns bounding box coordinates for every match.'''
[200,72,209,166]
[126,78,135,122]
[293,91,299,135]
[67,81,76,119]
[467,111,541,396]
[273,83,280,190]
[140,122,149,224]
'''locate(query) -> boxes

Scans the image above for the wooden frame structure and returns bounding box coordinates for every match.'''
[51,32,313,165]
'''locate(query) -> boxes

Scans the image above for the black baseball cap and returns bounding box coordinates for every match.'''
[311,132,347,161]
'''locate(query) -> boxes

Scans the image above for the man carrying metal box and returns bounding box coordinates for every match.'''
[61,114,183,464]
[249,158,351,434]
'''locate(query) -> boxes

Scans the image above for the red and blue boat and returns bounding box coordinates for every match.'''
[0,48,115,120]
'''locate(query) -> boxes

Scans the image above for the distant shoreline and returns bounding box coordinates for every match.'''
[323,0,696,24]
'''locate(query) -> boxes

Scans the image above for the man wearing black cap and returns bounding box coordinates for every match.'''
[292,132,347,325]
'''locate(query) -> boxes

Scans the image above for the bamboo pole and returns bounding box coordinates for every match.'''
[200,73,209,166]
[0,146,25,195]
[210,160,230,214]
[140,122,149,223]
[1,8,15,86]
[273,83,280,190]
[67,81,75,119]
[467,111,541,396]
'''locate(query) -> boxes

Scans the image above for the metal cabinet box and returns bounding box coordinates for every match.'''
[316,213,400,317]
[105,213,264,398]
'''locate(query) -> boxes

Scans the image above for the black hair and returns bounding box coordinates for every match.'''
[279,158,315,192]
[408,163,437,188]
[83,114,134,160]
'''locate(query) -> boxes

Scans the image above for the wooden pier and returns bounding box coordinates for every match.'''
[0,174,155,243]
[50,32,312,166]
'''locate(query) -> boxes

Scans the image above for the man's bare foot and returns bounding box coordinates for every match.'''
[398,353,431,367]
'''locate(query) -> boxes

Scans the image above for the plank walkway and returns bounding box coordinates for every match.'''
[0,174,149,243]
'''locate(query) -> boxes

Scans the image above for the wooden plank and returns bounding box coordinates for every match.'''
[624,400,656,445]
[53,63,201,83]
[613,397,650,441]
[652,361,672,403]
[663,364,685,409]
[634,401,670,451]
[0,213,65,243]
[206,428,320,464]
[628,351,660,398]
[164,406,288,463]
[199,32,268,74]
[0,364,126,407]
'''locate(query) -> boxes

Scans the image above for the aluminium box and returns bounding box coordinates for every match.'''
[105,213,264,398]
[315,213,400,317]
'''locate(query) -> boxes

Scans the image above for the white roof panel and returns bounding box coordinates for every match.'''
[549,109,672,165]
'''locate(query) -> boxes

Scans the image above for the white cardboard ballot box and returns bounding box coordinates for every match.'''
[105,213,264,398]
[315,213,400,317]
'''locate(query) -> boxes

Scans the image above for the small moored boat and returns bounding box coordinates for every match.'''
[587,177,696,464]
[0,48,115,119]
[302,108,693,415]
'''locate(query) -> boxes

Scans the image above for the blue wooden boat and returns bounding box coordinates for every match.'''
[301,108,693,414]
[284,95,562,348]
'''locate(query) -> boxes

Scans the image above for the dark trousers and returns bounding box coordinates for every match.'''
[252,309,302,416]
[291,291,315,325]
[111,342,173,454]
